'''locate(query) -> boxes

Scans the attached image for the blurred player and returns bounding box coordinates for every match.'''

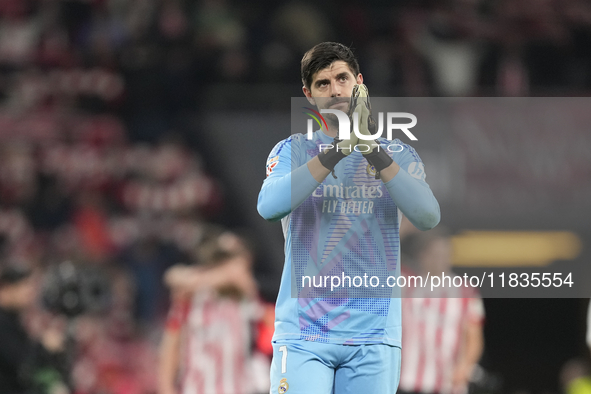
[587,298,591,353]
[560,359,591,394]
[0,265,68,394]
[398,228,484,394]
[158,231,265,394]
[257,42,440,393]
[558,300,591,393]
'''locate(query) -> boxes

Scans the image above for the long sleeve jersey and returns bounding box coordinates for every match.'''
[258,129,440,346]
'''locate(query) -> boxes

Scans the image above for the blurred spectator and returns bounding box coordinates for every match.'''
[560,359,591,394]
[159,230,267,394]
[398,228,484,394]
[71,191,114,263]
[412,0,488,96]
[258,1,334,83]
[70,268,158,394]
[120,232,183,324]
[587,298,591,352]
[193,0,249,81]
[0,0,40,68]
[0,265,68,394]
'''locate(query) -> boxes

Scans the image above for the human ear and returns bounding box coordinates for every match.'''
[302,86,316,105]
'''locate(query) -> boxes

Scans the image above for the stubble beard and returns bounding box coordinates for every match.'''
[317,100,351,131]
[324,113,339,128]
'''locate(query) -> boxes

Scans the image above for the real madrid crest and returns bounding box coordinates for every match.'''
[366,164,376,177]
[278,378,289,393]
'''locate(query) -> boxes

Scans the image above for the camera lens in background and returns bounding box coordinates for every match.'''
[42,261,111,318]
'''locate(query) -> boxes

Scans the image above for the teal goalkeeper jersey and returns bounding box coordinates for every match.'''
[258,129,440,347]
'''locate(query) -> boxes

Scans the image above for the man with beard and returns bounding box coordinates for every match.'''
[258,42,440,393]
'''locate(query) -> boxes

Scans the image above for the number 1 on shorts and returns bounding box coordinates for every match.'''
[279,345,287,373]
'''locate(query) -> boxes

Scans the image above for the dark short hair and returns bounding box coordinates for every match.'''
[0,265,32,288]
[301,42,360,89]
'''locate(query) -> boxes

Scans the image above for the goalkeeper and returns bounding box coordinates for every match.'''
[257,42,440,393]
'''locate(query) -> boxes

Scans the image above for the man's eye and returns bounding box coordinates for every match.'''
[340,76,348,82]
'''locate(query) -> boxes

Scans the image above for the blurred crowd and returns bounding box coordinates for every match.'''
[1,0,591,393]
[0,133,227,394]
[1,0,591,116]
[0,131,222,305]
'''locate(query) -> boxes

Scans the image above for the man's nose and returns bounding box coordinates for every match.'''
[330,83,341,97]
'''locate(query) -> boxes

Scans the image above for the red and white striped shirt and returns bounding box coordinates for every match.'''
[168,291,261,394]
[399,274,484,394]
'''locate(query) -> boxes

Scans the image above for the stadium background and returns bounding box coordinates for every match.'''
[0,0,590,393]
